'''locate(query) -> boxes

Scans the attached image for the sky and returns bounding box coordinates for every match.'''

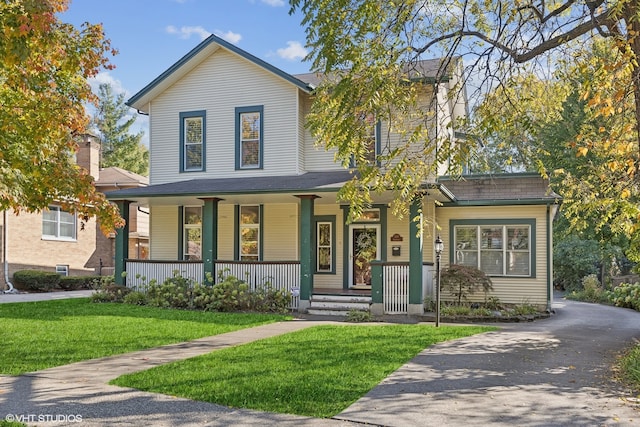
[60,0,311,143]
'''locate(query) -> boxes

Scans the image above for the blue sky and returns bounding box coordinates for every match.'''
[60,0,311,142]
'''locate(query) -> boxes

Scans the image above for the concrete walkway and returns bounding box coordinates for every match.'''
[1,292,640,426]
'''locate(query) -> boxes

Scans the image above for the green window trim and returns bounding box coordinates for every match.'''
[350,116,381,168]
[235,105,264,170]
[314,215,336,274]
[449,218,536,278]
[179,110,206,172]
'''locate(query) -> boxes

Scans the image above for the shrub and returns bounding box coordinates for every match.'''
[59,275,103,290]
[440,264,493,305]
[608,282,640,311]
[13,270,60,291]
[123,291,148,305]
[566,274,610,304]
[209,275,252,312]
[346,309,374,322]
[554,237,599,291]
[146,273,194,309]
[91,284,131,303]
[250,281,292,313]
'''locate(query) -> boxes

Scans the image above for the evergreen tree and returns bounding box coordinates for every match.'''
[92,83,148,176]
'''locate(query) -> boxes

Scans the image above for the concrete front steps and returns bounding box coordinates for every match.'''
[307,294,372,317]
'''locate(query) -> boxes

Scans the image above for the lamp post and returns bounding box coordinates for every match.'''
[434,235,444,327]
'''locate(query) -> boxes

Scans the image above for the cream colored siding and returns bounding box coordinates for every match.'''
[313,204,344,289]
[150,206,178,260]
[149,50,300,185]
[263,204,298,260]
[302,94,342,172]
[217,204,235,260]
[436,205,549,305]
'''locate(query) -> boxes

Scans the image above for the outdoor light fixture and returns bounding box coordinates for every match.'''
[435,235,444,327]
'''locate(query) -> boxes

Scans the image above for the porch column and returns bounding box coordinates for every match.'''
[114,200,131,286]
[408,195,424,315]
[295,194,319,312]
[200,197,222,284]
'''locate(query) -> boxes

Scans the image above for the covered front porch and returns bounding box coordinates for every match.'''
[107,171,446,316]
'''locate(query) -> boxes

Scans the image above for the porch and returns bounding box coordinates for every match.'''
[123,259,436,315]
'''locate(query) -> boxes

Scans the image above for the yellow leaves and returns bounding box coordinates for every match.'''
[576,146,589,157]
[621,188,631,199]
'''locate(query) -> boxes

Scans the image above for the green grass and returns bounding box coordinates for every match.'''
[112,324,495,418]
[619,342,640,391]
[0,298,289,375]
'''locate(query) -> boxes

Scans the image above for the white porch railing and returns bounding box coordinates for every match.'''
[215,260,300,310]
[380,262,436,314]
[123,259,300,309]
[125,260,204,291]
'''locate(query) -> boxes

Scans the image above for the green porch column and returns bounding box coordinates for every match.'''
[408,195,424,314]
[295,194,318,311]
[200,197,222,284]
[114,200,131,285]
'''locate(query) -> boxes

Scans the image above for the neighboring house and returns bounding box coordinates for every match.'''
[105,34,560,315]
[0,134,148,287]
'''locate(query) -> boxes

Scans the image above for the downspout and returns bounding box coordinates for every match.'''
[2,210,16,293]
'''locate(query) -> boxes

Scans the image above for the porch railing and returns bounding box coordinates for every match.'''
[374,262,435,314]
[125,260,204,291]
[123,259,300,309]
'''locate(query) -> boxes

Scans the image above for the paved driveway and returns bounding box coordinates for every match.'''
[1,293,639,426]
[337,296,640,426]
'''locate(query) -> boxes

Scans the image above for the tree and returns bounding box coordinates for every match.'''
[290,0,640,258]
[91,83,148,176]
[0,0,123,232]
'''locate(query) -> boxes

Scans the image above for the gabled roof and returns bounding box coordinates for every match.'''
[127,34,313,112]
[438,173,562,206]
[96,167,149,188]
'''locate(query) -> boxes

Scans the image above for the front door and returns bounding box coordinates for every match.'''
[349,225,380,287]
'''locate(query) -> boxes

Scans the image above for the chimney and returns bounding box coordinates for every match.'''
[75,133,101,180]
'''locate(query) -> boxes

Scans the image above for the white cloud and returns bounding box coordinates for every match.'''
[276,41,308,61]
[166,25,211,41]
[214,30,242,44]
[89,72,128,98]
[261,0,285,6]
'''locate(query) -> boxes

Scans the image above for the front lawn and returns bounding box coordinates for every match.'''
[0,298,289,375]
[112,323,495,418]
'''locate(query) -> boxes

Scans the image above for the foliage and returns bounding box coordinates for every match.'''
[91,83,148,175]
[12,270,60,291]
[290,0,640,226]
[618,343,640,392]
[0,421,26,427]
[145,274,194,309]
[345,309,374,322]
[439,264,493,305]
[58,275,102,290]
[608,282,640,311]
[553,237,600,291]
[112,324,494,418]
[0,0,123,233]
[91,283,131,303]
[122,290,147,305]
[0,298,288,375]
[565,274,611,304]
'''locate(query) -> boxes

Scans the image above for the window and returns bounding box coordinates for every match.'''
[315,217,336,273]
[42,206,76,240]
[183,206,202,260]
[56,265,69,276]
[180,111,206,172]
[454,223,532,277]
[235,106,263,169]
[239,205,260,260]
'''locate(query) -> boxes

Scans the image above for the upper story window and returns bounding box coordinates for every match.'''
[42,205,76,241]
[235,106,263,170]
[180,110,206,172]
[352,112,381,167]
[453,222,532,277]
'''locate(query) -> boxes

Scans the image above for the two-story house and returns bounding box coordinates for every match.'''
[1,134,148,291]
[106,34,560,315]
